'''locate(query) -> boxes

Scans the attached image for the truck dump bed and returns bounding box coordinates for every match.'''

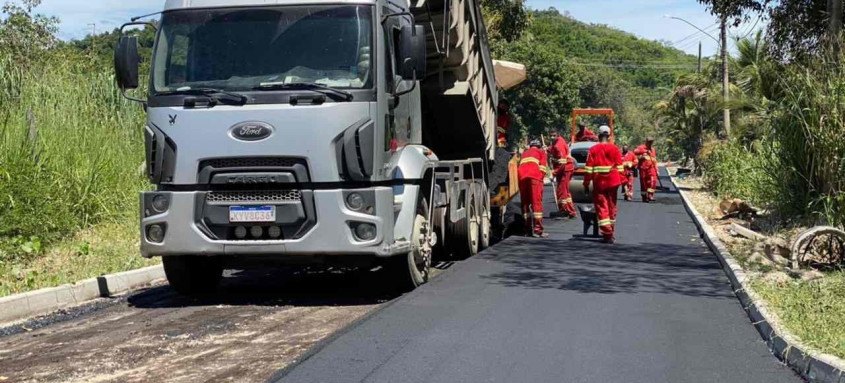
[411,0,498,161]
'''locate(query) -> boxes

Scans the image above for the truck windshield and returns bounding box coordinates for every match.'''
[152,5,373,93]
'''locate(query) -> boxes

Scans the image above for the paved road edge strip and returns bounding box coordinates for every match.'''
[671,177,845,383]
[0,265,164,325]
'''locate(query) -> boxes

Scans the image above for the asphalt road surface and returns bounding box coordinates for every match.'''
[273,170,801,383]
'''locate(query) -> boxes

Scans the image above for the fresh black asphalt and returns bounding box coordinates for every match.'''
[272,170,801,383]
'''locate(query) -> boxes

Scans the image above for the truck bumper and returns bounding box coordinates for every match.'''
[140,188,409,259]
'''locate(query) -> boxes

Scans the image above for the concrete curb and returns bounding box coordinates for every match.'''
[671,176,845,383]
[0,264,164,325]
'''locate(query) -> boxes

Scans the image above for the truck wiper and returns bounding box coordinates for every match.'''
[253,82,354,102]
[157,88,249,106]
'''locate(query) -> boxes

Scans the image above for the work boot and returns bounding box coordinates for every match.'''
[533,232,549,238]
[601,237,615,244]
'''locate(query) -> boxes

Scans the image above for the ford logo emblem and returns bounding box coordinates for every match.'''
[230,122,274,142]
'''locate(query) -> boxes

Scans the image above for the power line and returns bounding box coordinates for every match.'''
[565,62,697,69]
[671,23,720,47]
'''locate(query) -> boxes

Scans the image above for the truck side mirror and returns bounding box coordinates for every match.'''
[114,36,140,90]
[399,25,427,81]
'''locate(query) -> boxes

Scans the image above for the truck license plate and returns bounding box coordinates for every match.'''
[229,206,276,223]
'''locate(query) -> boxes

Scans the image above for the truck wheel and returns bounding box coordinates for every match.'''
[386,201,432,291]
[162,256,223,296]
[478,184,491,251]
[459,191,481,258]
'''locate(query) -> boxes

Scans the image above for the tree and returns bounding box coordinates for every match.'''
[480,0,531,43]
[495,37,583,140]
[0,0,59,67]
[696,0,769,26]
[767,0,839,61]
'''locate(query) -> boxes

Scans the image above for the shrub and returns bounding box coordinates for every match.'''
[698,140,776,206]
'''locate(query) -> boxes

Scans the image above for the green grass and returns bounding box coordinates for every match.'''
[0,219,158,297]
[0,49,150,296]
[753,273,845,359]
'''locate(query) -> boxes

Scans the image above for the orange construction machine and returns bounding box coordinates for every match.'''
[570,108,615,144]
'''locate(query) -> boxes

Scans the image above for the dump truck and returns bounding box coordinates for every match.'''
[113,0,516,294]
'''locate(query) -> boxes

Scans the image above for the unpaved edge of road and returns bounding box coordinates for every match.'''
[0,265,164,326]
[671,176,845,383]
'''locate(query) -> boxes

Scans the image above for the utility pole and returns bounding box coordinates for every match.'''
[88,23,97,53]
[698,41,702,74]
[720,16,731,137]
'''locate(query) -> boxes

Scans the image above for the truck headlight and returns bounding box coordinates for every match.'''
[151,194,170,213]
[346,192,365,211]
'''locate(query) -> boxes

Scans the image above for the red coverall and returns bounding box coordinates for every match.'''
[497,113,511,147]
[574,128,599,142]
[518,147,548,235]
[583,143,624,242]
[634,145,658,202]
[622,151,637,201]
[548,136,577,218]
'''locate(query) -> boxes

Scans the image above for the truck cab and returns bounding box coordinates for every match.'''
[114,0,502,294]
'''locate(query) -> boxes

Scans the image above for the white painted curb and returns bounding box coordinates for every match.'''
[0,265,164,325]
[671,176,845,383]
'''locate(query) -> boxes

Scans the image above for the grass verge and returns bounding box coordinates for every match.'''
[0,217,157,298]
[675,175,845,360]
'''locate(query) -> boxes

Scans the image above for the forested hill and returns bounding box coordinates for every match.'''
[530,10,698,88]
[493,9,700,144]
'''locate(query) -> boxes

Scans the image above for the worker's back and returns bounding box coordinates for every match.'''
[586,143,624,191]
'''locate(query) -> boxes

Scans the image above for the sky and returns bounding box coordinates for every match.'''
[38,0,764,57]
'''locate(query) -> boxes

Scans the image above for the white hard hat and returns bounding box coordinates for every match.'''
[599,125,611,135]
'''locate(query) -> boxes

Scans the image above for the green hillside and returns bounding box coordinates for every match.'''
[494,8,700,144]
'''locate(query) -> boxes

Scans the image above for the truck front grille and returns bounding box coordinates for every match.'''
[200,157,300,169]
[206,190,302,205]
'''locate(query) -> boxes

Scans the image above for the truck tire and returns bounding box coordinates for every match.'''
[162,256,223,296]
[386,200,432,291]
[478,183,491,251]
[453,188,480,259]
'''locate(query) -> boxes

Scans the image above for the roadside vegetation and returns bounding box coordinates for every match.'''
[666,0,845,359]
[0,0,155,295]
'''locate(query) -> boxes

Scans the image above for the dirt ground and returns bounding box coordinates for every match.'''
[0,266,425,383]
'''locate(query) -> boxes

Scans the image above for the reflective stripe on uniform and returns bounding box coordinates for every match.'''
[583,166,594,173]
[598,219,613,227]
[497,127,507,134]
[540,166,549,173]
[533,213,544,218]
[617,166,625,173]
[647,188,656,193]
[520,157,540,166]
[591,166,613,173]
[557,159,568,165]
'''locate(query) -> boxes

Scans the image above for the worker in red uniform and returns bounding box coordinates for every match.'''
[634,137,658,203]
[518,139,549,237]
[496,99,511,148]
[574,122,599,142]
[583,126,624,244]
[548,129,577,218]
[621,145,637,201]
